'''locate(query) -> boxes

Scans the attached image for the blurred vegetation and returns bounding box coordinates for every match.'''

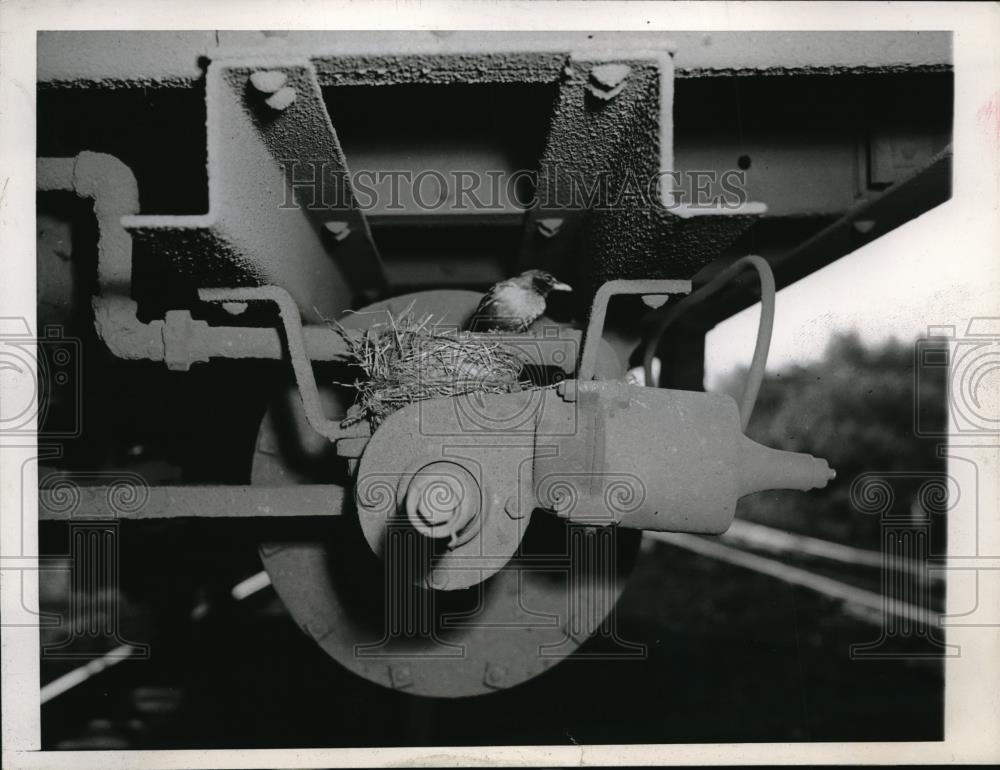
[716,331,948,548]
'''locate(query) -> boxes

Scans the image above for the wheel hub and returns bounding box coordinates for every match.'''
[254,290,640,697]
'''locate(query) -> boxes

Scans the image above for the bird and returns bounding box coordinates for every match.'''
[467,269,572,332]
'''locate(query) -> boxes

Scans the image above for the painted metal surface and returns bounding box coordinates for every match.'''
[38,31,952,88]
[91,295,353,369]
[577,278,691,381]
[40,152,583,372]
[37,154,358,369]
[355,388,543,591]
[198,285,367,441]
[121,54,384,321]
[699,145,954,324]
[535,381,833,533]
[41,40,952,366]
[250,288,640,696]
[254,336,830,693]
[517,48,763,289]
[255,513,640,698]
[34,32,922,699]
[37,153,139,296]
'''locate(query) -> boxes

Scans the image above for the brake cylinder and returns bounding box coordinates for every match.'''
[533,380,834,534]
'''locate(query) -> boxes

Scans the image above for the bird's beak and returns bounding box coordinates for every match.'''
[551,281,572,292]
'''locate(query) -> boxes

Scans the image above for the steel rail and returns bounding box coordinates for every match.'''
[647,531,941,628]
[723,518,943,582]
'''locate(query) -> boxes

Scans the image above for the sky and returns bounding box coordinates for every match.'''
[703,199,1000,390]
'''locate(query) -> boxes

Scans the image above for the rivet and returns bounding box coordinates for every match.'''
[537,218,564,238]
[249,70,288,94]
[588,63,631,100]
[324,221,352,242]
[303,619,333,642]
[640,294,669,309]
[390,664,414,689]
[484,663,508,688]
[221,301,248,316]
[264,86,297,111]
[853,219,877,235]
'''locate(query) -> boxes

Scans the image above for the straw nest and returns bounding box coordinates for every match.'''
[331,309,530,428]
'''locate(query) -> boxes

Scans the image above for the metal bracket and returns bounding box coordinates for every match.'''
[577,278,691,381]
[198,285,368,443]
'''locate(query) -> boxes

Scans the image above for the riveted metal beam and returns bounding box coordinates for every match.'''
[516,49,765,293]
[38,32,952,89]
[122,53,386,321]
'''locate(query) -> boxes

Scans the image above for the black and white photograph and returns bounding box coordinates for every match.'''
[2,2,999,767]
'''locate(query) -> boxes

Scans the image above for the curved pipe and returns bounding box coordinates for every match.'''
[38,152,140,294]
[199,286,366,442]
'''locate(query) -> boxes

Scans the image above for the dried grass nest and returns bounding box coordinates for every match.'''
[331,307,532,428]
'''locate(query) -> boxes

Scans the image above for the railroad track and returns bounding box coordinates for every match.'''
[42,518,944,712]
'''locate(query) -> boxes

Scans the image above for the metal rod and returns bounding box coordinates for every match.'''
[199,286,366,442]
[39,484,343,520]
[647,531,940,629]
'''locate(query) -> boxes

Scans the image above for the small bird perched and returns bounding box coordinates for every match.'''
[468,269,572,332]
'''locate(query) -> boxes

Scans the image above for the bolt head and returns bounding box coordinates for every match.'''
[264,86,297,111]
[537,218,564,238]
[405,462,480,541]
[324,221,352,242]
[588,63,632,100]
[484,663,508,688]
[249,70,288,94]
[221,301,248,316]
[390,665,414,689]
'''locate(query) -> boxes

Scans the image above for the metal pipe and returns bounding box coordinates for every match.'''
[37,152,139,294]
[92,295,351,368]
[38,153,356,370]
